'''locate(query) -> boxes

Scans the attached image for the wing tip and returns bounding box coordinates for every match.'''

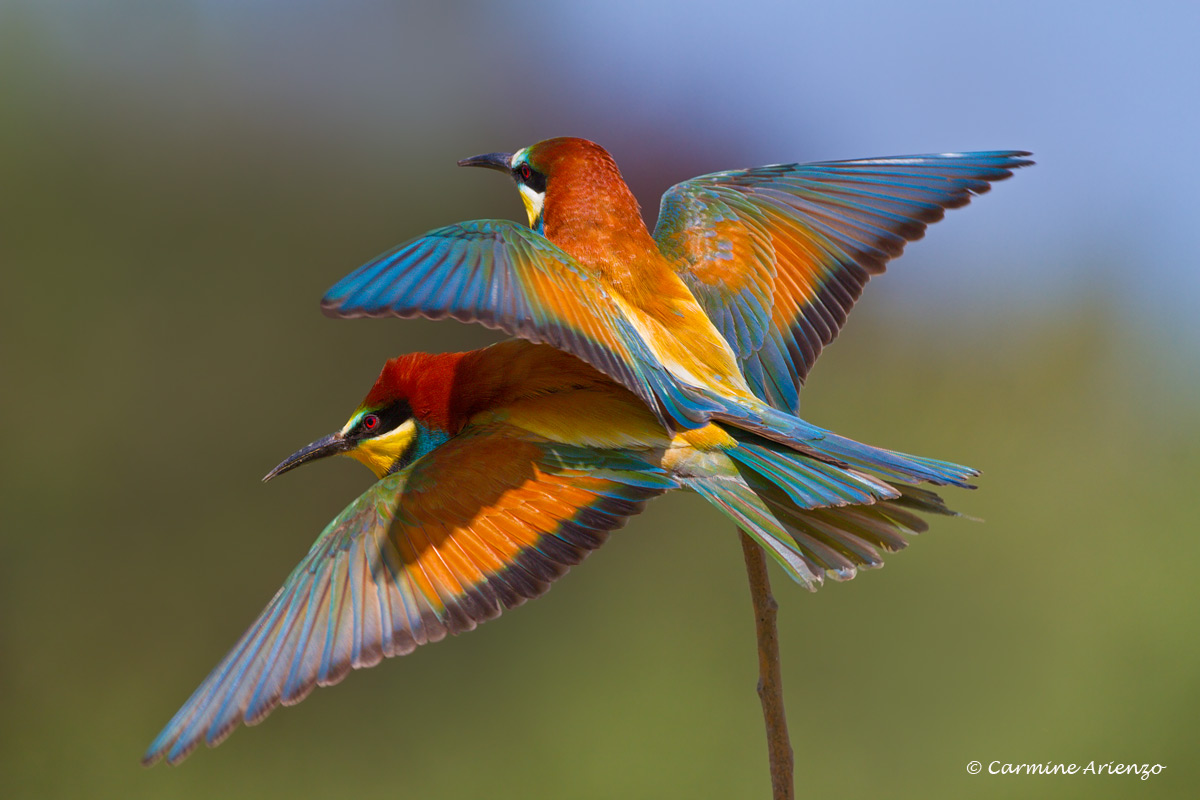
[141,731,204,768]
[319,296,351,318]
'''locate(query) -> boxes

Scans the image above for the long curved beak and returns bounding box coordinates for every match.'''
[457,152,512,172]
[263,432,350,482]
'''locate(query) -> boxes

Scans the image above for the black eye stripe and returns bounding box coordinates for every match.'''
[351,401,411,440]
[514,163,547,194]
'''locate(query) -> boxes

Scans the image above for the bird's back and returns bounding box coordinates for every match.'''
[458,340,671,451]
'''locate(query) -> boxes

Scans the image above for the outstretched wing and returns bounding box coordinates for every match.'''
[654,152,1032,412]
[321,219,715,429]
[143,435,673,766]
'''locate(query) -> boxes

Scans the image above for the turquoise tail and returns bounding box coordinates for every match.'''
[685,433,969,588]
[690,387,979,488]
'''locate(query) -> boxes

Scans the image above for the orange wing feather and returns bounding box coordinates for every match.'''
[142,429,672,766]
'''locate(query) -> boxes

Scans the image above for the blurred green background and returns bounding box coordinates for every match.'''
[3,2,1197,798]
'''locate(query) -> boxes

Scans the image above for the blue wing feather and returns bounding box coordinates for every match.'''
[323,219,721,430]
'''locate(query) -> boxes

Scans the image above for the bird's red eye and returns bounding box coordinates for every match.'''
[516,163,533,181]
[362,414,380,431]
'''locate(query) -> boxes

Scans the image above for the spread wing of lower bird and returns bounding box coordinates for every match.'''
[142,434,673,766]
[654,151,1033,412]
[321,219,715,428]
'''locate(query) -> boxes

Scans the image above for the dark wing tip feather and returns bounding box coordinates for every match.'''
[319,296,355,318]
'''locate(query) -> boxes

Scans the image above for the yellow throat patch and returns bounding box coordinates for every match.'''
[344,418,417,478]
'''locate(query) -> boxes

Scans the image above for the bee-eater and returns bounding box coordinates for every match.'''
[322,137,1030,487]
[143,340,966,766]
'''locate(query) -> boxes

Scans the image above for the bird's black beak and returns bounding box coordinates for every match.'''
[457,152,513,173]
[263,432,351,482]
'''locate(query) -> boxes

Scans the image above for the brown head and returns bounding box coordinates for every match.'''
[262,350,489,481]
[458,137,647,243]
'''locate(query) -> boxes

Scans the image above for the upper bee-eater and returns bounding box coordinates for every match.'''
[322,137,1030,488]
[143,340,967,766]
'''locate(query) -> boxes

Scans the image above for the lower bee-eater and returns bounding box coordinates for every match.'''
[321,137,1029,486]
[143,339,969,766]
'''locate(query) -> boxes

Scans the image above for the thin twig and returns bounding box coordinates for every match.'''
[739,530,794,800]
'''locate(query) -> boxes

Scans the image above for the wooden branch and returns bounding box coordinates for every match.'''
[739,530,794,800]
